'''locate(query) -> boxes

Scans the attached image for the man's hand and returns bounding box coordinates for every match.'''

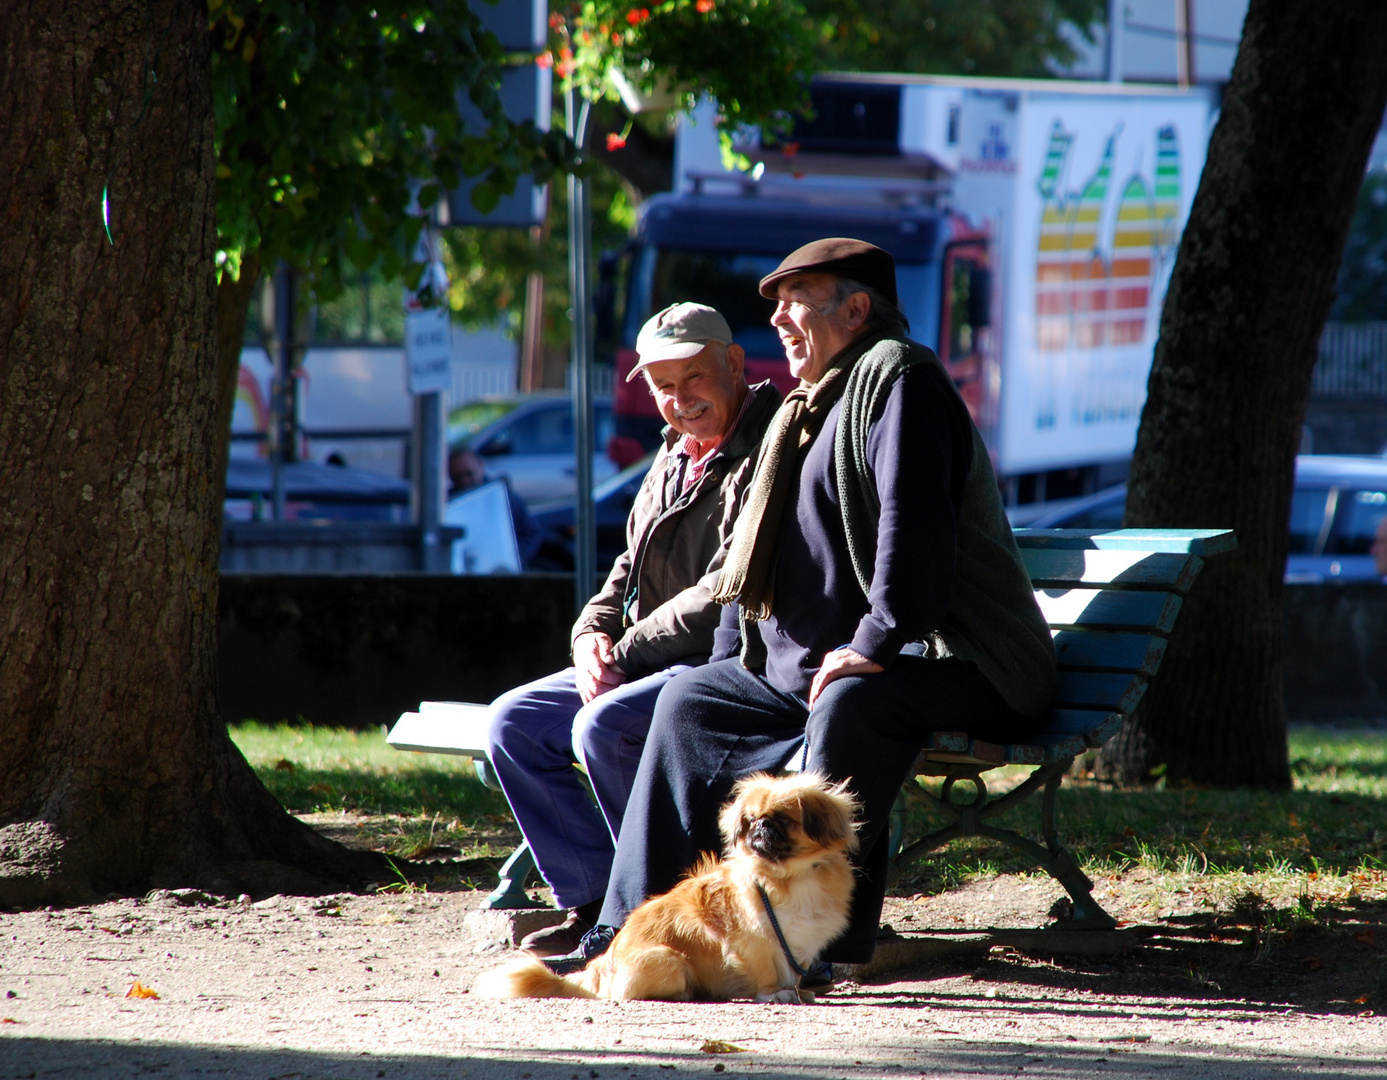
[574,631,628,704]
[808,646,884,708]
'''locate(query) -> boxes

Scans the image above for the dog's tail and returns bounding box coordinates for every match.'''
[473,953,599,999]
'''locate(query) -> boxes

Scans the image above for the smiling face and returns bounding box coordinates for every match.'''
[770,273,871,384]
[641,343,747,449]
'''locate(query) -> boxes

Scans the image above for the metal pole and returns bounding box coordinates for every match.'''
[1105,0,1123,84]
[1175,0,1195,88]
[270,263,301,521]
[418,389,447,571]
[567,89,596,608]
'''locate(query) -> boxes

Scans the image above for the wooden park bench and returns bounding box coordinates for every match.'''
[389,526,1237,926]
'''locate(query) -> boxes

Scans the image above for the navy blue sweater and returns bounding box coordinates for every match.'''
[754,360,974,698]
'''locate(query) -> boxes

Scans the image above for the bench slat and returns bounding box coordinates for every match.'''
[387,702,491,757]
[1034,587,1182,632]
[1042,707,1123,735]
[1053,671,1147,712]
[1014,527,1238,557]
[1021,548,1204,594]
[1053,630,1167,675]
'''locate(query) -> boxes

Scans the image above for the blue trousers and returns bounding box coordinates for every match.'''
[486,665,691,909]
[598,656,1036,963]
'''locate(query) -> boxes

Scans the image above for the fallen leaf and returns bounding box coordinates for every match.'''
[700,1040,748,1055]
[1354,930,1379,949]
[125,981,159,1000]
[274,758,295,772]
[1302,958,1325,971]
[1,1018,19,1024]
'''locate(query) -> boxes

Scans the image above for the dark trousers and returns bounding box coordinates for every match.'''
[599,655,1035,963]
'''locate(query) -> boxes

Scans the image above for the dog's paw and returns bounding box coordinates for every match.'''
[755,987,802,1005]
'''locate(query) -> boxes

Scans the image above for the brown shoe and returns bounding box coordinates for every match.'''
[520,910,593,957]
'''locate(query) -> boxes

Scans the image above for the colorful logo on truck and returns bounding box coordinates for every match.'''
[1034,121,1181,354]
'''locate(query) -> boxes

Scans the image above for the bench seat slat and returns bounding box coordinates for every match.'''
[1034,587,1182,632]
[1053,671,1147,712]
[1053,630,1167,675]
[1014,527,1238,557]
[1021,549,1204,594]
[387,702,490,757]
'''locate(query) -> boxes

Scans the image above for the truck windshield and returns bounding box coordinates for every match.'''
[638,249,937,359]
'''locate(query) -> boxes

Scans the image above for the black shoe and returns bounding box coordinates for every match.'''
[519,911,593,958]
[798,960,834,993]
[541,923,616,975]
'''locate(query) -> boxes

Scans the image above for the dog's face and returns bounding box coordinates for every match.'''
[718,772,860,868]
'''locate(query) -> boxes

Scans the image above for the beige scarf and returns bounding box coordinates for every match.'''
[712,330,886,619]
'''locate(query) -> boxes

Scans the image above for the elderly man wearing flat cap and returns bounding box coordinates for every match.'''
[485,301,781,958]
[550,239,1055,981]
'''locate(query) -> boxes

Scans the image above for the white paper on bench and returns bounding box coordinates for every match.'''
[387,701,491,757]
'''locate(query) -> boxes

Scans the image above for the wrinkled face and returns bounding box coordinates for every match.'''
[641,343,747,445]
[770,273,867,384]
[720,773,860,867]
[1373,517,1387,577]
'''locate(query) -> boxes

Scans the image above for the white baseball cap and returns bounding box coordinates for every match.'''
[628,302,734,381]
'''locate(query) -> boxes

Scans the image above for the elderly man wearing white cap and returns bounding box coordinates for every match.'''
[485,302,781,957]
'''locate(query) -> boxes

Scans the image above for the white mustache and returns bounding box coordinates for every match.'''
[673,401,711,420]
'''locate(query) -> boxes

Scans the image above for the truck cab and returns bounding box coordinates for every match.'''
[608,189,992,453]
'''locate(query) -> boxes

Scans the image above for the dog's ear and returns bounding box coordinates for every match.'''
[797,788,859,852]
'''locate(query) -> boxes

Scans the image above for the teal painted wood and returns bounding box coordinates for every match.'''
[1053,671,1148,711]
[1014,527,1237,556]
[1021,548,1205,594]
[1052,630,1167,675]
[1042,707,1125,736]
[1034,588,1182,632]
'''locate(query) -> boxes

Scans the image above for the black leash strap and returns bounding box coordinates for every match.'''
[755,882,810,978]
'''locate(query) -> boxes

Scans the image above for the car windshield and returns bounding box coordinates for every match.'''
[447,400,520,446]
[1330,486,1387,555]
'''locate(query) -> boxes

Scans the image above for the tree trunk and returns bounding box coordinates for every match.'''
[1104,0,1387,787]
[0,1,392,906]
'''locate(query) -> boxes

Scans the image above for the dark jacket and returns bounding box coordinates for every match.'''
[572,380,781,675]
[760,336,1055,717]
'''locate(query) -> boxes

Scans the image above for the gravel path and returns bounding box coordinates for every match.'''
[2,877,1384,1080]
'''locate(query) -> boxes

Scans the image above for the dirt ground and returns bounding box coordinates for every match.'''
[2,819,1385,1080]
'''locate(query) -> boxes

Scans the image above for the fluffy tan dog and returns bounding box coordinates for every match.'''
[474,771,859,1003]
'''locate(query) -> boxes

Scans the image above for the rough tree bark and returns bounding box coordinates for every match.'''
[0,1,393,906]
[1104,0,1387,787]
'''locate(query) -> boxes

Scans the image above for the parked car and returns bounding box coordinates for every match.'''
[529,453,656,575]
[1024,455,1387,582]
[447,393,618,505]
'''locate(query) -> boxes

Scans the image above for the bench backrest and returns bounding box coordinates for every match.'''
[918,527,1237,770]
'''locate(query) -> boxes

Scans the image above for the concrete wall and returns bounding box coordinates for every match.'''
[1283,582,1387,721]
[218,575,1387,729]
[218,574,576,728]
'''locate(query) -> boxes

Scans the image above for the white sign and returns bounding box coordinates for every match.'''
[443,481,521,574]
[405,306,452,395]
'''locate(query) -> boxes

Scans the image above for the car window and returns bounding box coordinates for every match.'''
[448,400,519,446]
[489,405,572,455]
[1288,487,1333,554]
[1327,487,1387,555]
[595,402,615,450]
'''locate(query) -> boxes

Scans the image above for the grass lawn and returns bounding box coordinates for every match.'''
[230,720,1387,918]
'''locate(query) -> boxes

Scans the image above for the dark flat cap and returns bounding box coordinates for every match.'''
[758,237,898,307]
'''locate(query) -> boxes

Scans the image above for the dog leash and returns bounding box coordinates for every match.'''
[755,882,811,978]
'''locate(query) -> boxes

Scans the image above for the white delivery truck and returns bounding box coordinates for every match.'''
[605,74,1213,504]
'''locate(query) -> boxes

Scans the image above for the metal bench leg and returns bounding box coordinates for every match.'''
[891,763,1116,930]
[481,841,546,910]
